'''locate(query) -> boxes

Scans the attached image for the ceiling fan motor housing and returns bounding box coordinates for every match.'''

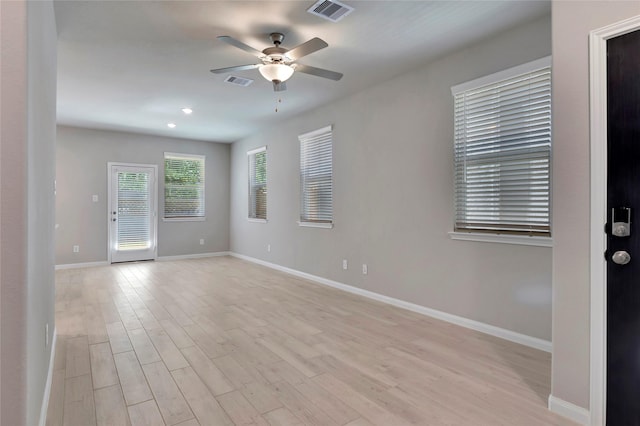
[263,33,289,63]
[262,47,288,63]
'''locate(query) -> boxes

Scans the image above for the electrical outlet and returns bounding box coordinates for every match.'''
[45,323,49,348]
[342,259,348,270]
[267,244,271,252]
[73,245,79,253]
[199,239,204,245]
[362,264,368,275]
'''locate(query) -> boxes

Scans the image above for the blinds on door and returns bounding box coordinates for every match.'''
[452,60,551,236]
[164,153,205,219]
[299,125,333,224]
[248,147,267,220]
[117,171,151,250]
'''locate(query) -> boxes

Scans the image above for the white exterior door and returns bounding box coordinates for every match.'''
[108,163,157,263]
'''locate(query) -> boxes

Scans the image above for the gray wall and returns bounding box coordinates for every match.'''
[230,17,553,340]
[56,126,230,264]
[1,0,57,424]
[551,0,640,410]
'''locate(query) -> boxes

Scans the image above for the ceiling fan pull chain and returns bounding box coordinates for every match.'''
[275,98,282,113]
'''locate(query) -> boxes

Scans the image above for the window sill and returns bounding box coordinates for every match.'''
[298,221,333,229]
[248,218,268,223]
[448,231,552,247]
[163,217,206,222]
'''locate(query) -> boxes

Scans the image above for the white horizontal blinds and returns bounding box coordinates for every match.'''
[248,147,267,220]
[117,171,151,250]
[164,153,205,218]
[453,64,551,236]
[299,126,333,223]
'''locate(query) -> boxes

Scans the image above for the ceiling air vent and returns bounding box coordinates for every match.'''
[307,0,353,23]
[224,75,253,87]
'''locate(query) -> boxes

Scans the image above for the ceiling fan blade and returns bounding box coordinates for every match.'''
[273,81,287,92]
[217,36,265,57]
[285,37,328,61]
[210,64,260,74]
[294,64,343,81]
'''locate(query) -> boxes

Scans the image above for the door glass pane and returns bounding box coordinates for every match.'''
[117,172,151,250]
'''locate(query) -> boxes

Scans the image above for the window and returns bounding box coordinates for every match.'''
[164,152,205,220]
[248,146,267,221]
[452,57,551,238]
[299,125,333,227]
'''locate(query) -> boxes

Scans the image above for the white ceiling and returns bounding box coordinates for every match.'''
[54,0,550,143]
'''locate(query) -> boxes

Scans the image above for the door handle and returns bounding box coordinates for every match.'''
[612,250,631,265]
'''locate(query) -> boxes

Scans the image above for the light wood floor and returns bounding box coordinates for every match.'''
[47,256,574,426]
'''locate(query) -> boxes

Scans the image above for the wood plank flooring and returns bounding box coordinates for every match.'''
[47,256,575,426]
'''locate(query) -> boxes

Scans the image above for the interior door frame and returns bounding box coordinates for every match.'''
[589,14,640,426]
[107,162,159,264]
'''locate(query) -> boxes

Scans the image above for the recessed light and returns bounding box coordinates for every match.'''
[181,108,193,115]
[167,123,176,128]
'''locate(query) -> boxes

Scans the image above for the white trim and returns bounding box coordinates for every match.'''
[164,152,205,161]
[105,161,158,169]
[248,218,268,223]
[55,252,231,269]
[548,395,590,426]
[298,124,332,140]
[157,251,230,262]
[297,221,333,229]
[247,146,267,156]
[451,56,551,95]
[449,232,553,247]
[55,261,110,270]
[162,217,206,222]
[229,252,551,352]
[38,328,57,426]
[589,15,640,426]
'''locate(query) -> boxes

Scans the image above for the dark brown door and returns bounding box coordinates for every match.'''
[607,28,640,425]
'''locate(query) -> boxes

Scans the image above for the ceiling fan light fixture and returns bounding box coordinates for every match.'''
[259,63,294,83]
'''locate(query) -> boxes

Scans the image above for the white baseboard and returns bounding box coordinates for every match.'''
[55,261,109,270]
[548,395,590,425]
[157,251,230,261]
[229,252,552,353]
[39,328,57,426]
[55,252,231,270]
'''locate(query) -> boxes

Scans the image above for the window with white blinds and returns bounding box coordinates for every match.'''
[299,125,333,226]
[117,171,151,250]
[164,152,205,220]
[452,57,551,237]
[248,146,267,221]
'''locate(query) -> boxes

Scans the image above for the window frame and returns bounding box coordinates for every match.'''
[450,56,552,246]
[298,125,334,229]
[163,152,206,222]
[247,146,268,223]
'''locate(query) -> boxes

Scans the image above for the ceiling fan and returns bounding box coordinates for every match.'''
[210,33,343,92]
